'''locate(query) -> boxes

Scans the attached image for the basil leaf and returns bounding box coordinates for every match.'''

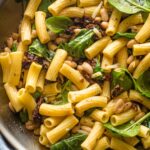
[51,133,87,150]
[61,29,94,58]
[108,0,150,14]
[28,39,55,61]
[104,112,150,137]
[46,16,73,34]
[113,32,137,39]
[136,69,150,98]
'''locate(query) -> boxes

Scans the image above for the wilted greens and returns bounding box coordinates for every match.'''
[113,32,137,39]
[19,109,28,123]
[51,133,87,150]
[28,39,55,61]
[11,42,17,52]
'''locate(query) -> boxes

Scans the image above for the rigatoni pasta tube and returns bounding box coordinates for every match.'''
[101,81,110,99]
[118,13,143,32]
[133,53,150,79]
[48,0,76,16]
[44,117,64,129]
[110,109,137,126]
[0,52,11,83]
[43,83,61,95]
[85,36,111,60]
[129,90,150,109]
[40,125,50,136]
[59,63,89,90]
[141,136,150,149]
[4,83,23,112]
[8,51,23,86]
[39,135,49,146]
[84,7,100,17]
[75,96,107,117]
[133,43,150,56]
[17,42,28,52]
[90,109,109,123]
[25,62,42,93]
[18,88,36,120]
[111,137,136,150]
[46,115,78,144]
[21,17,31,45]
[103,38,128,58]
[68,83,101,103]
[58,7,84,18]
[116,47,128,68]
[135,14,150,43]
[138,125,150,138]
[46,49,67,81]
[78,0,101,7]
[81,122,105,150]
[35,11,50,44]
[39,103,74,117]
[94,136,110,150]
[106,9,122,36]
[24,0,41,19]
[123,137,139,146]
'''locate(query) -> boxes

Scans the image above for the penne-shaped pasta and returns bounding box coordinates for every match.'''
[35,11,50,44]
[17,42,28,52]
[18,88,36,120]
[133,53,150,79]
[46,49,67,81]
[46,115,78,144]
[48,0,76,16]
[113,91,129,101]
[4,83,23,112]
[39,103,74,117]
[23,70,28,86]
[75,96,107,117]
[135,14,150,43]
[81,122,105,150]
[0,52,11,83]
[103,38,128,58]
[90,109,109,123]
[24,0,41,19]
[94,136,110,150]
[129,90,150,109]
[68,83,101,103]
[58,7,84,18]
[36,70,46,92]
[43,82,61,96]
[21,17,31,45]
[138,125,150,138]
[78,0,101,7]
[40,124,50,136]
[141,136,150,149]
[110,109,137,126]
[59,63,89,90]
[133,43,150,56]
[44,117,64,129]
[118,13,143,33]
[25,62,42,93]
[8,51,23,86]
[106,9,122,36]
[111,137,136,150]
[85,36,111,60]
[123,137,140,146]
[39,135,49,146]
[116,47,128,68]
[101,81,110,100]
[84,6,100,17]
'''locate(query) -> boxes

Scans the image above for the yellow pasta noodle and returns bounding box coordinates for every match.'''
[101,81,110,100]
[138,125,150,138]
[141,136,150,149]
[46,115,78,144]
[48,0,76,16]
[17,42,28,52]
[24,0,42,19]
[85,36,111,60]
[46,49,67,81]
[81,122,105,150]
[39,103,74,117]
[0,52,11,83]
[78,0,101,7]
[4,83,23,112]
[84,7,100,17]
[25,62,42,93]
[68,83,101,103]
[40,124,50,136]
[59,63,89,90]
[75,96,107,117]
[39,135,49,146]
[123,137,140,146]
[18,88,36,120]
[8,51,23,86]
[35,11,50,44]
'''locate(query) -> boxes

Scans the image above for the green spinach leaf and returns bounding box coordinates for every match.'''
[11,42,17,52]
[61,29,94,58]
[108,0,150,14]
[113,32,137,39]
[28,39,55,61]
[46,16,73,34]
[51,133,87,150]
[32,91,41,101]
[19,109,28,123]
[104,112,150,137]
